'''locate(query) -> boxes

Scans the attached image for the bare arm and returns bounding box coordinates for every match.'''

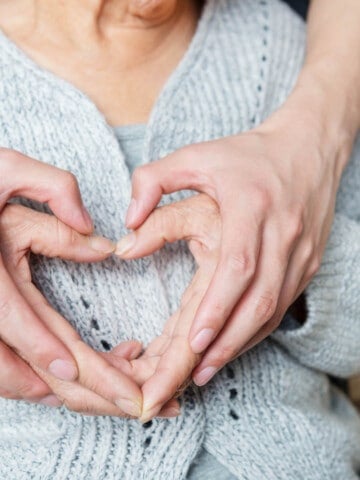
[283,0,360,166]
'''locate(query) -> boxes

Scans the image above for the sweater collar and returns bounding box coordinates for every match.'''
[0,0,218,159]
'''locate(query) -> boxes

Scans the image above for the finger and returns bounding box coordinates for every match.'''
[106,344,181,418]
[237,236,317,356]
[126,147,209,229]
[19,281,143,417]
[117,194,219,259]
[1,204,115,264]
[192,227,290,386]
[0,148,93,234]
[31,366,137,417]
[0,254,79,382]
[140,286,203,423]
[189,202,263,354]
[0,340,51,401]
[157,398,181,418]
[110,341,143,361]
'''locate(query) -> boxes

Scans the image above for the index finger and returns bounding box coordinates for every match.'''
[189,202,263,353]
[140,273,205,422]
[0,148,93,234]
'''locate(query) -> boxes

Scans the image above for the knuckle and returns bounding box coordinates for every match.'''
[254,294,277,325]
[187,194,220,230]
[0,297,11,323]
[46,217,77,254]
[57,171,79,194]
[17,380,49,400]
[286,215,304,245]
[307,255,321,279]
[132,165,150,186]
[252,185,272,213]
[25,343,52,370]
[215,343,238,366]
[57,218,77,247]
[150,206,176,234]
[226,252,256,277]
[301,239,316,264]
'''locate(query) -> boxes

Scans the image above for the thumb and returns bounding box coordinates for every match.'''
[116,194,220,260]
[126,145,208,229]
[1,205,115,262]
[116,205,185,259]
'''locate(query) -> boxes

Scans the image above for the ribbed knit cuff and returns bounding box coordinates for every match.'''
[272,214,360,377]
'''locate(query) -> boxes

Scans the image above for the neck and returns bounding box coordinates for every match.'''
[0,0,200,125]
[4,0,199,66]
[32,0,197,38]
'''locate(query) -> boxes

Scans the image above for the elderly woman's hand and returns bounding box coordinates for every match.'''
[124,106,348,388]
[0,202,146,417]
[117,194,223,421]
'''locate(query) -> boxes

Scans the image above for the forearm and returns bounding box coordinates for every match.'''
[272,0,360,172]
[307,0,360,131]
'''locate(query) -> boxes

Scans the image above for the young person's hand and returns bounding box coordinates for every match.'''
[0,148,95,388]
[123,111,343,395]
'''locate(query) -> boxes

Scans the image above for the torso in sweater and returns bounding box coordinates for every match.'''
[0,1,359,479]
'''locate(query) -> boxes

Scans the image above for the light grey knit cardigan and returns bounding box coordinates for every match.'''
[0,0,359,479]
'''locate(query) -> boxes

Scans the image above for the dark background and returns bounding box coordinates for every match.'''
[284,0,310,19]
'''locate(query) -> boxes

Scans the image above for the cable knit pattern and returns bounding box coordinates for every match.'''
[0,1,359,479]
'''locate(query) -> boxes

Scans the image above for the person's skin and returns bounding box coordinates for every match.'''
[0,0,199,126]
[116,194,221,422]
[120,0,360,409]
[0,201,180,417]
[0,0,359,419]
[0,0,197,414]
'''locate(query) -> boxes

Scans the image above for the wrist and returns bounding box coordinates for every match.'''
[293,62,359,161]
[262,65,358,174]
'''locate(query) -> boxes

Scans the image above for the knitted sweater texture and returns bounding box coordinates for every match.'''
[0,1,359,479]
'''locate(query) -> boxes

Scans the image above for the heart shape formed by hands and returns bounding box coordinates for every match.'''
[114,194,222,422]
[0,197,220,420]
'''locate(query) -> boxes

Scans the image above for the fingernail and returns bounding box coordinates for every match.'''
[48,359,78,381]
[115,233,136,256]
[116,398,142,417]
[89,236,115,254]
[81,206,93,231]
[139,400,159,423]
[194,366,217,386]
[190,328,215,353]
[161,406,181,418]
[39,394,62,408]
[125,199,137,227]
[140,410,156,424]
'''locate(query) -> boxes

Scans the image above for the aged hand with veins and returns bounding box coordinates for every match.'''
[116,194,235,422]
